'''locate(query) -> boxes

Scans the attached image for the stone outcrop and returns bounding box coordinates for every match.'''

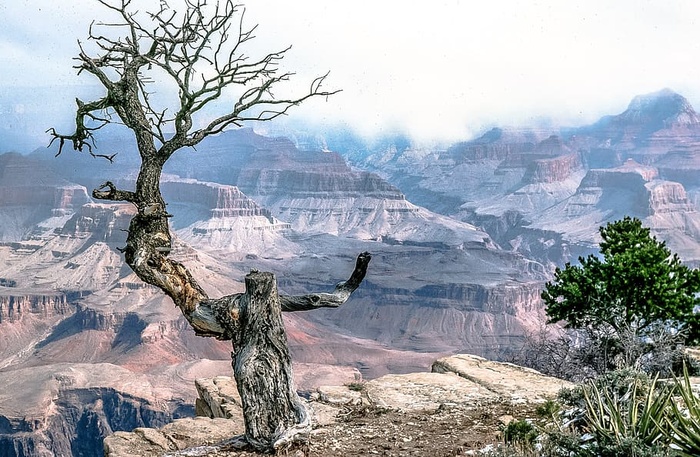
[104,354,572,456]
[604,89,700,135]
[333,89,700,266]
[647,180,695,215]
[161,178,276,220]
[309,269,546,360]
[431,354,572,402]
[575,88,700,155]
[51,185,91,217]
[165,129,403,200]
[442,128,552,163]
[579,160,658,188]
[103,417,244,457]
[164,130,470,242]
[193,377,243,420]
[655,143,700,189]
[60,203,134,244]
[159,177,295,256]
[561,161,656,219]
[538,160,700,249]
[521,152,583,185]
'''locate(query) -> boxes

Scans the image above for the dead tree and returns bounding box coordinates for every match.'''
[49,0,370,452]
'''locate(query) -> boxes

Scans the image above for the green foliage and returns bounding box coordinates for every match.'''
[549,370,679,457]
[479,445,532,457]
[581,373,672,448]
[542,217,700,373]
[544,217,700,338]
[664,364,700,456]
[592,438,675,457]
[557,369,652,408]
[480,368,700,457]
[535,399,561,423]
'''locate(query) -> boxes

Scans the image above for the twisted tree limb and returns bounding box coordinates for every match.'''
[92,179,370,452]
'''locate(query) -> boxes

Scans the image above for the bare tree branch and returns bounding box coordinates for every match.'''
[92,181,137,203]
[52,0,338,161]
[280,252,371,311]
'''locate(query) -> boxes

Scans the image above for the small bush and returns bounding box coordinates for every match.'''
[581,373,672,449]
[480,368,692,456]
[502,419,537,454]
[557,369,651,409]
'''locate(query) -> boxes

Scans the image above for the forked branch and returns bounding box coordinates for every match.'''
[47,97,116,160]
[51,0,339,161]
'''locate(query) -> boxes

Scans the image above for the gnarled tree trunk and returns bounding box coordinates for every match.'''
[52,1,367,451]
[232,271,309,450]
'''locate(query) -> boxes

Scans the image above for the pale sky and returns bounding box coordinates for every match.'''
[2,0,700,143]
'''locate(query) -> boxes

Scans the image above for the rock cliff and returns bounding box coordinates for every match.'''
[309,278,546,360]
[160,177,296,257]
[164,130,464,241]
[655,143,700,193]
[442,127,553,163]
[0,363,176,457]
[161,178,276,220]
[0,291,71,322]
[521,152,583,185]
[0,153,90,241]
[575,88,700,156]
[528,160,700,261]
[60,203,133,244]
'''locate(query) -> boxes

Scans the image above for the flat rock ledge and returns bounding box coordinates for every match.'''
[104,354,572,456]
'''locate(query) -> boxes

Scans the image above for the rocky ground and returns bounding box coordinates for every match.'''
[105,354,572,457]
[227,402,536,457]
[161,402,536,457]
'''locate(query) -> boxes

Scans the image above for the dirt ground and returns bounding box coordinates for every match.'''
[207,402,537,457]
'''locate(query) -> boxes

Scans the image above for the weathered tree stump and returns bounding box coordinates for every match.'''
[232,271,309,451]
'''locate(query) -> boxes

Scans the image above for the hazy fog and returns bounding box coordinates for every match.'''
[2,0,700,148]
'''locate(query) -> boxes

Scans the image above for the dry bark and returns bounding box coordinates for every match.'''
[52,1,367,452]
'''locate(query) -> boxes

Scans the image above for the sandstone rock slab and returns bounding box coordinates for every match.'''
[432,353,573,403]
[194,376,242,420]
[104,417,244,457]
[364,372,491,412]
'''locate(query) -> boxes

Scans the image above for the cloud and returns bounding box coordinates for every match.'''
[2,0,700,143]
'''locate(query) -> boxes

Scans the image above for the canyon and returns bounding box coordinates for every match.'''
[0,88,700,455]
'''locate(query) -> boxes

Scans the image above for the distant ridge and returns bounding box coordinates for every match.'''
[578,88,700,139]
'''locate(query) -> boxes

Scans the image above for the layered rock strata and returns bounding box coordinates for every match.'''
[0,291,71,322]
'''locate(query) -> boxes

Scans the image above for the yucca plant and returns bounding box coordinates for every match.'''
[582,373,673,448]
[664,364,700,456]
